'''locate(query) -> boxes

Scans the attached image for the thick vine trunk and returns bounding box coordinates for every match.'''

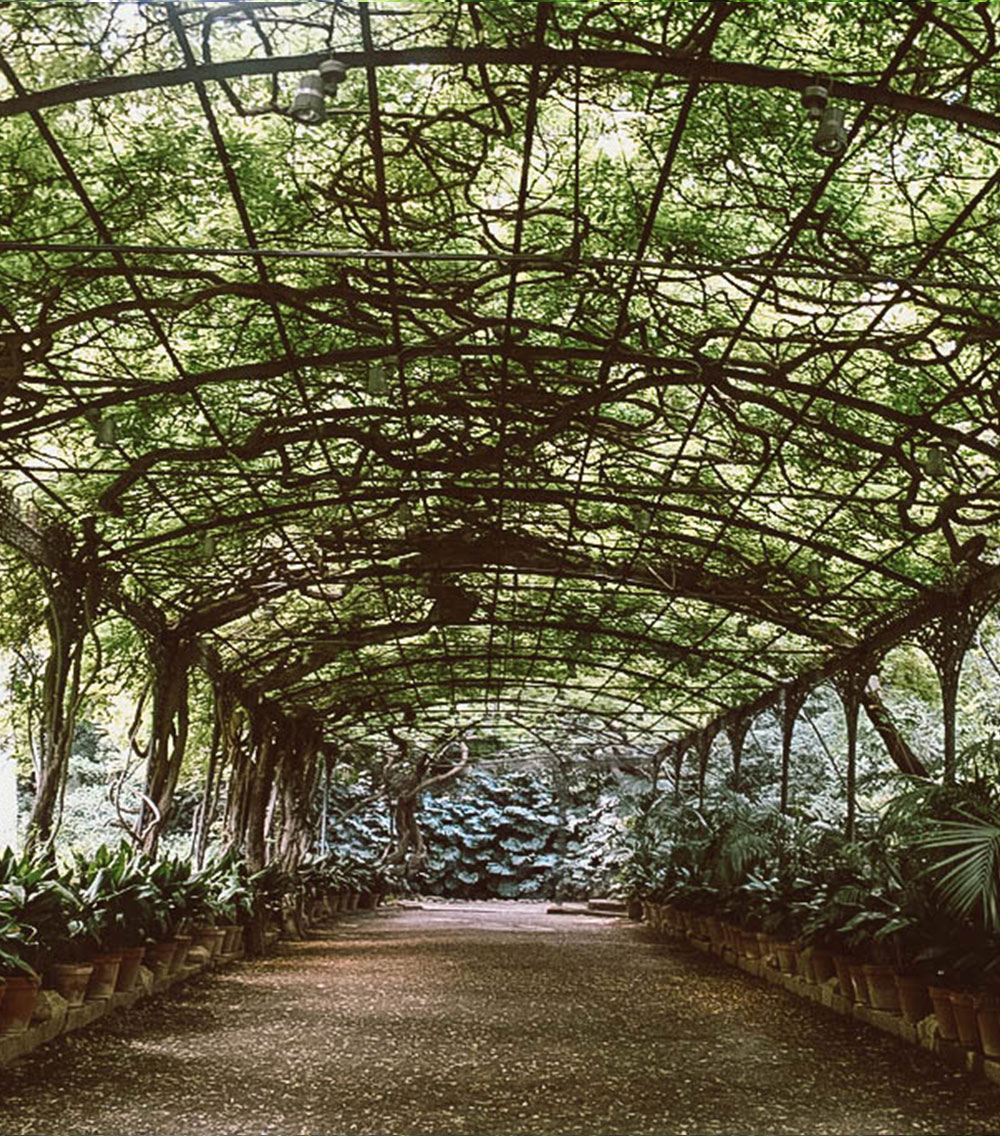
[139,632,195,855]
[191,710,221,868]
[24,575,89,856]
[272,725,321,938]
[380,737,470,876]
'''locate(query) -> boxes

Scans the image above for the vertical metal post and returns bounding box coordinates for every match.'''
[696,730,714,810]
[780,685,806,814]
[725,713,750,794]
[319,750,330,856]
[917,596,994,783]
[672,743,685,804]
[833,669,868,841]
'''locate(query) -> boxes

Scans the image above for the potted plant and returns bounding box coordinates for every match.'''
[0,851,98,1006]
[70,845,163,998]
[145,855,197,978]
[0,902,40,1034]
[213,856,255,956]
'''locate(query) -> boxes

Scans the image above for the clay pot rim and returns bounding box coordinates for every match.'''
[0,973,39,987]
[949,989,977,1003]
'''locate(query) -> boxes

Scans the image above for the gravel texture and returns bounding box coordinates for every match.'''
[2,902,1000,1135]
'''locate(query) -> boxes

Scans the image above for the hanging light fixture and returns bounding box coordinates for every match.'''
[813,106,847,156]
[319,58,347,93]
[736,619,750,639]
[801,83,829,121]
[631,506,650,533]
[201,533,216,558]
[924,445,948,477]
[94,417,116,448]
[291,73,326,124]
[367,360,388,396]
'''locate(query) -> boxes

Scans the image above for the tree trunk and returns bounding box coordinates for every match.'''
[859,676,930,778]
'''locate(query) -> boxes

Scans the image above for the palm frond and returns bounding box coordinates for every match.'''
[913,815,1000,930]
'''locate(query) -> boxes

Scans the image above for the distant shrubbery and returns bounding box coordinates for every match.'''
[328,767,628,900]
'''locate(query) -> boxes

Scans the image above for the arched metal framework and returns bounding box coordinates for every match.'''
[1,1,1000,770]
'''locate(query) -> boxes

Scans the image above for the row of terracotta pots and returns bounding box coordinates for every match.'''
[926,986,1000,1057]
[0,923,247,1038]
[0,952,132,1037]
[644,902,1000,1060]
[310,890,376,921]
[47,944,149,1008]
[842,965,1000,1058]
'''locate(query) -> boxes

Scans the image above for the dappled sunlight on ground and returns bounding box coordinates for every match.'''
[1,904,999,1135]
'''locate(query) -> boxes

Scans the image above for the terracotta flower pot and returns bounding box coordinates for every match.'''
[48,961,94,1007]
[86,953,122,1001]
[928,985,959,1040]
[219,924,239,955]
[795,948,814,982]
[170,933,193,973]
[810,948,836,984]
[0,974,39,1035]
[144,939,178,981]
[833,954,855,1000]
[976,995,1000,1058]
[190,926,219,956]
[847,962,871,1006]
[863,963,901,1014]
[894,973,932,1024]
[774,941,800,975]
[115,945,146,993]
[950,990,981,1049]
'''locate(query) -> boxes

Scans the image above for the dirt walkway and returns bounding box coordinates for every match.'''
[2,903,1000,1135]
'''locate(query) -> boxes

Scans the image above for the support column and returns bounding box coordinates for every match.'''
[725,712,750,793]
[917,593,997,783]
[695,729,715,809]
[780,684,806,814]
[833,666,870,840]
[671,741,686,804]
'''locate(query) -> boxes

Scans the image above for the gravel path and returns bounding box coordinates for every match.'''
[2,902,1000,1135]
